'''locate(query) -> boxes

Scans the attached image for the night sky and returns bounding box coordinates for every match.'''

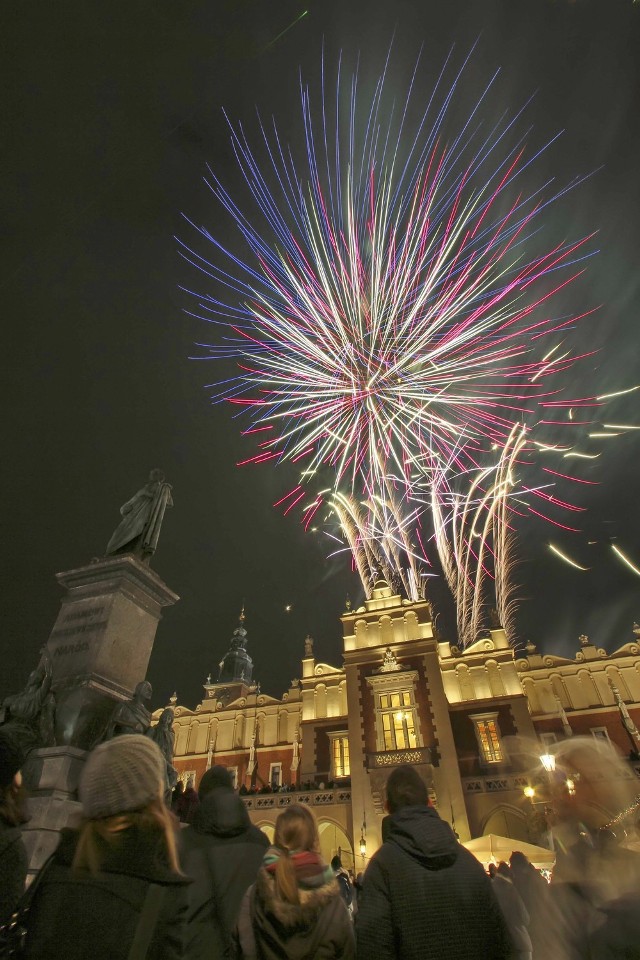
[3,0,639,711]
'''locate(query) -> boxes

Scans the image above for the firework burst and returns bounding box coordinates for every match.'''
[182,47,600,634]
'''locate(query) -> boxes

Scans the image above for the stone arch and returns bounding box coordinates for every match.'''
[315,684,327,719]
[174,721,189,756]
[550,675,567,706]
[521,677,541,715]
[235,714,245,748]
[481,804,529,843]
[404,610,419,641]
[577,668,602,707]
[456,663,474,701]
[339,679,348,715]
[317,818,355,872]
[486,659,506,698]
[605,664,631,702]
[380,615,394,646]
[354,620,368,642]
[255,820,275,844]
[187,721,200,754]
[278,710,289,743]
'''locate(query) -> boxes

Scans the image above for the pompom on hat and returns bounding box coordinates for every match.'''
[79,734,165,819]
[0,731,25,788]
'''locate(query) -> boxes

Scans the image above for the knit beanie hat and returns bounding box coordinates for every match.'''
[79,735,164,819]
[198,764,233,799]
[0,731,24,788]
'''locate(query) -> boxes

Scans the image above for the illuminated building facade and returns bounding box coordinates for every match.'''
[160,585,640,868]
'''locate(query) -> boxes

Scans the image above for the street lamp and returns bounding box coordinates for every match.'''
[540,753,556,773]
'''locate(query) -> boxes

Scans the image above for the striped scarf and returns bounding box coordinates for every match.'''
[262,845,334,887]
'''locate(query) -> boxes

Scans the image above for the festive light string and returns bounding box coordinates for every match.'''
[600,795,640,831]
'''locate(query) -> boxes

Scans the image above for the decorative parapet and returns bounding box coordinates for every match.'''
[367,746,431,767]
[241,789,351,810]
[463,774,529,795]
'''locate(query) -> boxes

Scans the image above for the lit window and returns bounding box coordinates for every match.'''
[366,671,422,754]
[590,727,610,743]
[380,692,417,751]
[472,713,504,763]
[332,736,350,778]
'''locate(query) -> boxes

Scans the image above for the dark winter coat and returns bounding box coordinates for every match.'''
[235,865,355,960]
[356,805,512,960]
[178,786,269,959]
[22,827,190,960]
[492,874,532,958]
[0,818,27,924]
[588,892,640,960]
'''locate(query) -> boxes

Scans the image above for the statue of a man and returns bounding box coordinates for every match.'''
[146,707,178,800]
[1,648,56,753]
[106,680,153,738]
[106,469,173,563]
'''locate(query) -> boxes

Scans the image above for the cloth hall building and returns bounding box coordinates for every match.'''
[158,581,640,871]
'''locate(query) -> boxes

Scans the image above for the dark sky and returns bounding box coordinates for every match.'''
[2,0,639,710]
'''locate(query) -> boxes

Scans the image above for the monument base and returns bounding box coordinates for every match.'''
[22,746,85,877]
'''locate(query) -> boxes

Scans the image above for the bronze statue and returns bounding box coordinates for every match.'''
[106,680,153,738]
[1,648,56,753]
[106,469,173,563]
[146,707,178,799]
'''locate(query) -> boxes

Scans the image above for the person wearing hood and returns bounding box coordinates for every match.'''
[0,731,28,925]
[234,803,355,959]
[179,764,268,959]
[356,764,512,960]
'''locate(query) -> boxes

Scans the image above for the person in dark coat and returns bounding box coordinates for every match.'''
[509,851,553,959]
[492,862,532,960]
[356,764,512,960]
[179,764,268,959]
[23,734,189,959]
[234,803,355,959]
[0,732,28,924]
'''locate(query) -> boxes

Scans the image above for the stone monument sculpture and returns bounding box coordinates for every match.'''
[106,680,153,738]
[1,649,56,754]
[146,707,178,799]
[14,472,179,876]
[106,469,173,563]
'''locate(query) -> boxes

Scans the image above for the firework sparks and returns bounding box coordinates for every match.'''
[612,544,640,578]
[548,543,589,571]
[183,48,603,631]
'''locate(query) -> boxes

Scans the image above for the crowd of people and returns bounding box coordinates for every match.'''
[2,728,640,959]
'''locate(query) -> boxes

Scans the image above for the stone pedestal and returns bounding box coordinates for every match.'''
[23,554,178,873]
[22,746,85,877]
[48,554,179,749]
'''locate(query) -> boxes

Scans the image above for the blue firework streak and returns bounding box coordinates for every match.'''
[180,45,599,603]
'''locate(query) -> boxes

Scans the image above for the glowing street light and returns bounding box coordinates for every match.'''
[540,753,556,773]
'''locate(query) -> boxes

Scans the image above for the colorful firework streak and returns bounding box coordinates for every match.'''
[181,47,602,640]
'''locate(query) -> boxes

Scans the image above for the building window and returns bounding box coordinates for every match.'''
[328,732,350,779]
[269,762,283,788]
[472,713,504,764]
[591,727,610,744]
[379,692,418,751]
[540,732,557,748]
[365,671,422,754]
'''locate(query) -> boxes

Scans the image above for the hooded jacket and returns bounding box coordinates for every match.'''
[235,857,355,960]
[179,786,269,960]
[22,827,190,960]
[356,805,512,960]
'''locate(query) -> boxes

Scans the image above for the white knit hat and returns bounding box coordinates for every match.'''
[79,735,164,819]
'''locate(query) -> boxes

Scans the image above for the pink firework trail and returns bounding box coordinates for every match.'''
[181,46,599,629]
